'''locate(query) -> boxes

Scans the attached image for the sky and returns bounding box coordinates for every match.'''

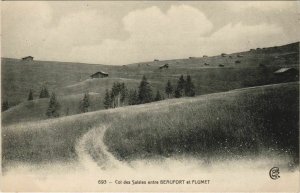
[2,1,299,65]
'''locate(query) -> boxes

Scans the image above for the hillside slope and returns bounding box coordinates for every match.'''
[2,92,102,125]
[2,82,299,167]
[126,41,299,68]
[2,42,299,108]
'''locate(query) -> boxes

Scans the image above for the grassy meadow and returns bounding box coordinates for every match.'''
[2,42,299,116]
[104,82,299,163]
[2,82,299,169]
[2,58,299,125]
[2,93,103,125]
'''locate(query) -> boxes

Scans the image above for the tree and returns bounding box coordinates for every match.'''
[104,89,112,109]
[40,86,50,98]
[154,90,162,101]
[28,89,34,101]
[138,75,153,104]
[112,82,121,107]
[128,89,138,105]
[111,82,127,108]
[174,89,181,98]
[46,92,60,117]
[2,101,9,112]
[165,80,173,98]
[80,93,90,113]
[174,75,185,98]
[120,83,128,106]
[184,75,196,97]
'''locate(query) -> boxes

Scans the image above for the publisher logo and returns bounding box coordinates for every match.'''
[269,167,280,180]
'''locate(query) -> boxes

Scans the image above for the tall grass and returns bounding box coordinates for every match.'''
[2,82,299,168]
[104,82,299,163]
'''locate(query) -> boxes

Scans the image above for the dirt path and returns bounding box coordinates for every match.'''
[75,126,126,170]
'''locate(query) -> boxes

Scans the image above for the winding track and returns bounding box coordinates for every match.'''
[75,126,125,170]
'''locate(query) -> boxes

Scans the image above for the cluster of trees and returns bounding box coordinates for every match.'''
[104,75,195,109]
[104,77,148,108]
[1,86,51,112]
[39,87,50,98]
[26,86,50,101]
[24,86,61,118]
[46,91,90,118]
[104,82,128,109]
[165,75,195,98]
[104,76,164,109]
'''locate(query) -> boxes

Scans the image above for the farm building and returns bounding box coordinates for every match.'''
[159,64,169,69]
[274,68,298,81]
[274,68,298,76]
[90,71,109,78]
[22,56,34,61]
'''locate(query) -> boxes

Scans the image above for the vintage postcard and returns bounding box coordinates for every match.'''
[1,1,299,192]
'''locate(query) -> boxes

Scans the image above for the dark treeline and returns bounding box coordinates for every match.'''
[104,75,195,109]
[103,76,153,109]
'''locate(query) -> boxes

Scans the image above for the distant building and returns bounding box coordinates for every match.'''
[159,64,169,69]
[22,56,34,61]
[90,71,109,78]
[274,68,298,75]
[274,68,298,81]
[154,59,159,62]
[203,55,208,58]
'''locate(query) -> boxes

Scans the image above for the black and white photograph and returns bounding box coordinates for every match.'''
[1,1,299,192]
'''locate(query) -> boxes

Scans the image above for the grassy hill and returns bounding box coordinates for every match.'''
[1,58,123,106]
[2,82,299,168]
[2,92,102,125]
[2,42,299,125]
[127,41,299,68]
